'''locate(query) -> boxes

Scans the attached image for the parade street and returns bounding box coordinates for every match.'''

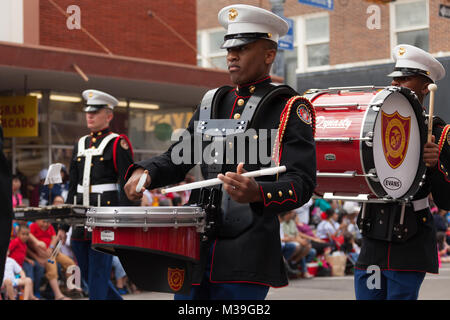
[118,266,450,300]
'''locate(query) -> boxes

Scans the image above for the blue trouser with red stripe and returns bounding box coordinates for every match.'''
[354,268,426,300]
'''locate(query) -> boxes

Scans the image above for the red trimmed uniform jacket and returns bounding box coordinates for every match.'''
[67,127,134,241]
[127,77,317,287]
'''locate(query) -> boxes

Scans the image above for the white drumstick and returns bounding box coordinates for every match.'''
[136,170,149,193]
[427,83,437,143]
[161,166,287,194]
[48,240,62,264]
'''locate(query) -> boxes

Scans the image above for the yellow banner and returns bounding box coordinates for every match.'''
[0,96,38,137]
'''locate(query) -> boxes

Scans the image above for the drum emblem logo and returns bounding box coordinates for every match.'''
[168,267,184,292]
[382,111,411,169]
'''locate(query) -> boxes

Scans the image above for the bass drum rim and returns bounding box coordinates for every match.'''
[369,86,427,200]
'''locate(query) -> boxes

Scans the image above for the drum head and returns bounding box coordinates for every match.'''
[372,88,424,199]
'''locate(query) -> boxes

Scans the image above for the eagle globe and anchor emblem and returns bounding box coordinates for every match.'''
[381,110,411,191]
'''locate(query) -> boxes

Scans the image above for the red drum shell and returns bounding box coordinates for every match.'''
[91,226,200,262]
[312,90,379,197]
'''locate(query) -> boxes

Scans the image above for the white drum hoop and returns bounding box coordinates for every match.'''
[85,206,206,232]
[362,86,427,200]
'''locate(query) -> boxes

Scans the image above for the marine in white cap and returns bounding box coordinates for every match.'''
[66,89,134,300]
[124,4,316,299]
[217,4,289,86]
[218,4,289,49]
[389,44,446,103]
[355,44,450,301]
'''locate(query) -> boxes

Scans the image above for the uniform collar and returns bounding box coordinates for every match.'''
[90,127,111,138]
[236,76,272,96]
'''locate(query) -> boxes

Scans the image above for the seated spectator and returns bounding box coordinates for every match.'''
[38,167,69,205]
[52,195,65,206]
[12,175,23,209]
[295,198,313,225]
[340,231,360,263]
[278,213,301,278]
[2,252,38,300]
[29,219,75,300]
[280,211,315,278]
[342,202,362,246]
[112,256,128,295]
[295,216,332,255]
[316,208,348,249]
[437,231,450,264]
[434,208,449,234]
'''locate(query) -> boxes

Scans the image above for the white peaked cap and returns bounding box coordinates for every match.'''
[388,44,446,83]
[82,89,118,112]
[218,4,289,49]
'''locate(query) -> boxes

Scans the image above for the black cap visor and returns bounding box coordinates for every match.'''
[221,32,274,49]
[83,104,108,112]
[387,67,433,82]
[221,37,259,49]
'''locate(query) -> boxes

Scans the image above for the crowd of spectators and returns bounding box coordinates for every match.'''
[3,169,450,298]
[1,169,193,300]
[280,194,450,280]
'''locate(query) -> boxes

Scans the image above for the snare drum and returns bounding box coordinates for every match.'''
[304,86,427,200]
[14,204,88,225]
[86,206,206,294]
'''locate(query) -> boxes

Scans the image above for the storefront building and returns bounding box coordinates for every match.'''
[0,0,232,201]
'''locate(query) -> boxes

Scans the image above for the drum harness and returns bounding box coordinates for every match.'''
[76,133,120,206]
[196,83,298,238]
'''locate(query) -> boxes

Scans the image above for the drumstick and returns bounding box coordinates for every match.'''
[427,83,437,143]
[48,240,62,264]
[161,166,287,194]
[136,170,149,193]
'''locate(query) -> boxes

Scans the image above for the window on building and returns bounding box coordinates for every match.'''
[391,0,429,51]
[197,29,227,70]
[304,15,330,68]
[292,13,329,73]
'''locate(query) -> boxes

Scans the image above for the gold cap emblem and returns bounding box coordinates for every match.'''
[228,8,238,21]
[88,92,94,98]
[398,47,406,56]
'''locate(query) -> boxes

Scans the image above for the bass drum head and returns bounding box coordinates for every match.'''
[372,88,424,199]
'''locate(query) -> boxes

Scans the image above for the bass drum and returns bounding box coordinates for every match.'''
[304,86,427,200]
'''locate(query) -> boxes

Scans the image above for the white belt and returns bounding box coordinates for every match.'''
[412,197,429,212]
[77,183,118,194]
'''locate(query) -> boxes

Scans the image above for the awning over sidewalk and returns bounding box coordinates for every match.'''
[0,41,235,108]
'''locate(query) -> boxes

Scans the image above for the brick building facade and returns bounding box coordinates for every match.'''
[0,0,229,180]
[38,0,197,65]
[196,0,450,121]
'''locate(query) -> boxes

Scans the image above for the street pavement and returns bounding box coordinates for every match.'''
[118,265,450,300]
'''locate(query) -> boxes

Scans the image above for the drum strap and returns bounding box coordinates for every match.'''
[77,133,119,206]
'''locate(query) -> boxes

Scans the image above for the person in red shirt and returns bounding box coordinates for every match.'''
[29,219,75,300]
[8,224,30,267]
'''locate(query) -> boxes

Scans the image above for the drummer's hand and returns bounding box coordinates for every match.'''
[218,163,262,204]
[423,135,439,168]
[124,168,151,201]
